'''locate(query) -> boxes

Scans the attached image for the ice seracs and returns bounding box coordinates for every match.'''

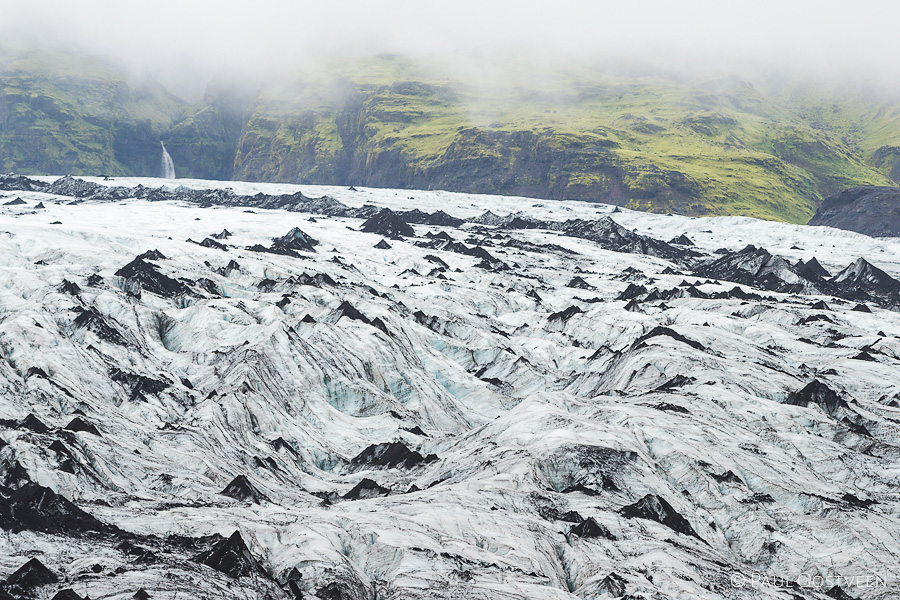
[0,174,899,599]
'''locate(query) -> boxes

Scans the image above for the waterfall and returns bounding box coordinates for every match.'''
[160,141,176,179]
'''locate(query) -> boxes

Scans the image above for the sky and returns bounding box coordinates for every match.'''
[1,0,899,92]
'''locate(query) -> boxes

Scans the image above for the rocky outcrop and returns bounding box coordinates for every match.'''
[348,442,437,470]
[269,227,319,254]
[115,257,190,298]
[620,494,703,541]
[0,483,116,535]
[569,517,616,540]
[342,478,391,500]
[809,187,900,237]
[694,244,820,294]
[785,380,849,416]
[220,475,268,503]
[360,208,415,239]
[2,558,58,596]
[193,531,265,578]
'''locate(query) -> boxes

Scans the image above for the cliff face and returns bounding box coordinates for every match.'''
[0,52,247,180]
[0,52,185,176]
[164,83,253,181]
[229,62,900,223]
[230,79,718,215]
[3,51,900,222]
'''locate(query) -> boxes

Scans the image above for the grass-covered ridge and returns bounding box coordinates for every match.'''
[2,50,900,222]
[232,56,900,222]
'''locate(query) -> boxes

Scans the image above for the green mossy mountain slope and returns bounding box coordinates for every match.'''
[3,51,900,222]
[0,52,185,176]
[0,51,247,180]
[233,58,900,222]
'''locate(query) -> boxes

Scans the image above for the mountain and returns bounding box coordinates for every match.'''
[233,57,900,223]
[808,186,900,236]
[0,51,186,176]
[0,51,249,180]
[1,175,899,599]
[3,50,900,222]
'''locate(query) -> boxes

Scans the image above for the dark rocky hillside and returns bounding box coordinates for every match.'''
[808,186,900,236]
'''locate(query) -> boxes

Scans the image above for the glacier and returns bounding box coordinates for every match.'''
[0,175,899,600]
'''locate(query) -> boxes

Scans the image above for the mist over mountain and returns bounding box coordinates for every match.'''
[2,48,900,223]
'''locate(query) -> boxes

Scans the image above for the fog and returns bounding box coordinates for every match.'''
[2,0,899,96]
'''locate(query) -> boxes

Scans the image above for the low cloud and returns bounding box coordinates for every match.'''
[2,0,899,94]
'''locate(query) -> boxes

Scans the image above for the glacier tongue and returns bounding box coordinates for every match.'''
[1,178,900,600]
